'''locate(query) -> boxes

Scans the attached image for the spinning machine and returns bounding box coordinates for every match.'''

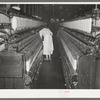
[0,12,44,89]
[58,16,100,89]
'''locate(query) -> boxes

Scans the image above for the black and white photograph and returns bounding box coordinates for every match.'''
[0,2,100,93]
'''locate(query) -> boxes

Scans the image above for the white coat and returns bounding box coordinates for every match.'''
[39,28,54,55]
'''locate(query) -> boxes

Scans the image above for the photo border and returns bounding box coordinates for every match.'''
[0,0,100,99]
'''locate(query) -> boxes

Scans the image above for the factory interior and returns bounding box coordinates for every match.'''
[0,4,100,89]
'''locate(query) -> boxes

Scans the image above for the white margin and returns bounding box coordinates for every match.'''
[0,2,100,98]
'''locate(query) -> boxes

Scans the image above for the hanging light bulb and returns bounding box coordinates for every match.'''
[94,4,99,11]
[12,6,21,11]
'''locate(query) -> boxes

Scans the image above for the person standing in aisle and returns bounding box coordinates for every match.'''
[39,26,54,60]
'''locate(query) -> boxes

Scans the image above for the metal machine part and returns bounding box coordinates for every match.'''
[58,16,100,89]
[0,12,44,89]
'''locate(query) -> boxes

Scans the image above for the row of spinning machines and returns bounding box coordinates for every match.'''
[58,16,100,89]
[0,11,44,89]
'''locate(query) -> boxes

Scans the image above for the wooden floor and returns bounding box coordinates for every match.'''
[36,25,66,89]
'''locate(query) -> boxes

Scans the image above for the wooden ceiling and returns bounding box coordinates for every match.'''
[0,4,100,22]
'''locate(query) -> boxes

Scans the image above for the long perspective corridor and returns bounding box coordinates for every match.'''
[1,4,100,89]
[36,24,66,89]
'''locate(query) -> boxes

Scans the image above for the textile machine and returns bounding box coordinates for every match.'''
[0,12,44,89]
[58,16,100,89]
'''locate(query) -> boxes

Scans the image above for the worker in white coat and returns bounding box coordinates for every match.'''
[39,26,54,60]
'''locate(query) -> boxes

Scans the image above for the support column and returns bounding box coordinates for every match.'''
[24,4,26,14]
[29,4,30,15]
[6,4,10,14]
